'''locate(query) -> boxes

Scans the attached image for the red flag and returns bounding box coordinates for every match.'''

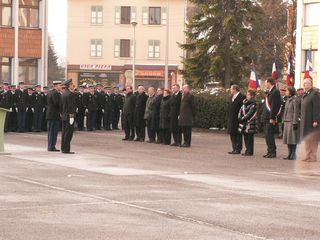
[249,64,259,89]
[304,50,313,80]
[286,51,294,87]
[272,60,277,81]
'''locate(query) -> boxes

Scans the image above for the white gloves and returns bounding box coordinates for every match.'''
[69,117,74,125]
[102,109,105,113]
[15,108,18,112]
[85,109,88,114]
[31,108,34,113]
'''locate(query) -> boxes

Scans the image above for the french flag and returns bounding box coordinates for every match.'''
[304,50,313,80]
[272,60,277,81]
[249,63,259,89]
[286,51,294,86]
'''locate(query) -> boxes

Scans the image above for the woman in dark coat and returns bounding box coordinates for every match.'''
[238,89,257,156]
[159,89,171,145]
[282,87,299,160]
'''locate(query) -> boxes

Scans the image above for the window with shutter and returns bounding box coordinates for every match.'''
[149,7,161,25]
[120,39,131,58]
[114,39,120,58]
[121,6,131,24]
[115,6,120,24]
[142,7,148,25]
[90,39,103,57]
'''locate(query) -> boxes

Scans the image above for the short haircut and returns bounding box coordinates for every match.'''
[266,78,275,86]
[172,84,180,89]
[164,89,171,95]
[247,89,257,97]
[287,86,296,96]
[126,85,133,90]
[231,84,240,92]
[297,88,304,91]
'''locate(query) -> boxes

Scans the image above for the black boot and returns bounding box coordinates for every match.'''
[290,144,297,160]
[283,145,292,160]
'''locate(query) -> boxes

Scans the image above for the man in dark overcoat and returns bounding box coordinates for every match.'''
[300,78,320,162]
[227,85,245,154]
[153,88,164,144]
[170,84,182,146]
[134,85,148,142]
[15,82,28,132]
[178,85,195,147]
[46,81,62,152]
[122,85,136,141]
[262,78,282,158]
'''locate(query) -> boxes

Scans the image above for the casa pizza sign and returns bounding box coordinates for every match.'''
[80,64,112,70]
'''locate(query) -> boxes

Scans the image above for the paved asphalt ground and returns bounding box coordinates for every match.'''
[0,130,320,240]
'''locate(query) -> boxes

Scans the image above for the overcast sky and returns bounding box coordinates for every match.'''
[48,0,67,59]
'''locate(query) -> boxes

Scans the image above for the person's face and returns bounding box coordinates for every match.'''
[246,92,252,100]
[138,86,144,94]
[28,89,33,95]
[157,88,163,95]
[55,84,62,92]
[97,85,102,91]
[126,87,132,93]
[107,89,112,94]
[163,91,168,97]
[43,89,48,94]
[19,84,25,89]
[90,87,95,93]
[36,87,41,92]
[304,80,312,91]
[172,85,179,93]
[79,87,84,93]
[3,85,9,91]
[183,85,190,94]
[230,87,236,96]
[69,83,75,92]
[148,88,155,96]
[265,81,272,90]
[280,90,286,96]
[297,89,304,96]
[114,88,119,94]
[12,87,16,91]
[285,89,291,97]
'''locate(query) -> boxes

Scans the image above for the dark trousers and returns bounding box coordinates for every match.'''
[103,110,112,130]
[87,111,96,131]
[162,128,171,145]
[17,110,26,132]
[135,124,146,141]
[33,111,43,131]
[123,114,135,139]
[25,109,33,132]
[244,133,254,155]
[4,112,9,132]
[96,109,103,130]
[47,120,60,151]
[171,127,182,145]
[146,120,156,142]
[8,110,17,132]
[113,109,120,129]
[155,125,163,143]
[61,120,74,153]
[42,109,47,131]
[76,108,85,130]
[265,123,277,154]
[230,133,243,152]
[181,126,192,146]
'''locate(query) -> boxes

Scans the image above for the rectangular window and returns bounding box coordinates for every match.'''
[121,6,131,24]
[19,58,37,85]
[120,39,130,58]
[148,40,160,58]
[305,3,320,26]
[0,57,11,84]
[0,0,12,26]
[90,39,103,57]
[149,7,161,25]
[19,0,39,28]
[91,6,103,24]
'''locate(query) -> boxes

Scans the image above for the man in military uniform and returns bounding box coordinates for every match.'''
[84,84,98,131]
[15,82,28,132]
[0,82,13,132]
[134,85,148,142]
[102,86,114,130]
[25,87,34,132]
[95,83,104,130]
[75,85,86,131]
[9,85,17,132]
[170,84,182,146]
[112,87,123,130]
[32,85,46,132]
[122,85,136,141]
[47,81,62,152]
[61,79,76,154]
[42,86,49,131]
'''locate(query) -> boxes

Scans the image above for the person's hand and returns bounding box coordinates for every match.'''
[31,108,34,113]
[293,124,298,130]
[69,117,74,125]
[76,108,78,113]
[269,119,276,125]
[313,122,318,128]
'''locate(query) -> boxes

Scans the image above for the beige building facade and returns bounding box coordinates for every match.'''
[295,0,320,88]
[67,0,188,89]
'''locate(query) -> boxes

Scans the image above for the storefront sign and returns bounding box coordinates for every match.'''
[78,72,119,87]
[80,64,112,70]
[135,70,165,78]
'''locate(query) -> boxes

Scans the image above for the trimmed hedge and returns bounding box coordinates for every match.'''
[194,89,265,132]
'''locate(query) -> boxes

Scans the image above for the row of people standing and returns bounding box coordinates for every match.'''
[122,84,196,148]
[228,77,320,162]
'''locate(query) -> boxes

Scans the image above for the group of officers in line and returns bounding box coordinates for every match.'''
[0,80,196,153]
[227,77,320,162]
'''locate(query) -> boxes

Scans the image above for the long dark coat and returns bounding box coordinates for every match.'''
[123,92,136,116]
[61,89,76,121]
[160,95,171,129]
[300,88,320,139]
[170,92,182,131]
[134,92,148,127]
[178,93,195,127]
[262,86,282,122]
[227,92,245,134]
[152,94,163,130]
[46,89,61,120]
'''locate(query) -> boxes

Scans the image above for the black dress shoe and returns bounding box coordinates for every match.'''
[229,151,240,155]
[263,154,270,158]
[266,154,276,158]
[180,144,190,148]
[62,151,75,154]
[122,138,129,141]
[134,138,140,142]
[48,148,60,152]
[242,153,253,156]
[170,143,179,147]
[128,138,134,141]
[283,156,290,160]
[147,140,155,143]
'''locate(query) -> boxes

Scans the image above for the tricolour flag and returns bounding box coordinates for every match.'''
[272,60,277,81]
[304,50,313,79]
[248,63,259,89]
[286,51,294,87]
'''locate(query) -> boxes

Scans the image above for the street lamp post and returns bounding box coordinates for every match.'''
[164,0,169,89]
[131,20,138,90]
